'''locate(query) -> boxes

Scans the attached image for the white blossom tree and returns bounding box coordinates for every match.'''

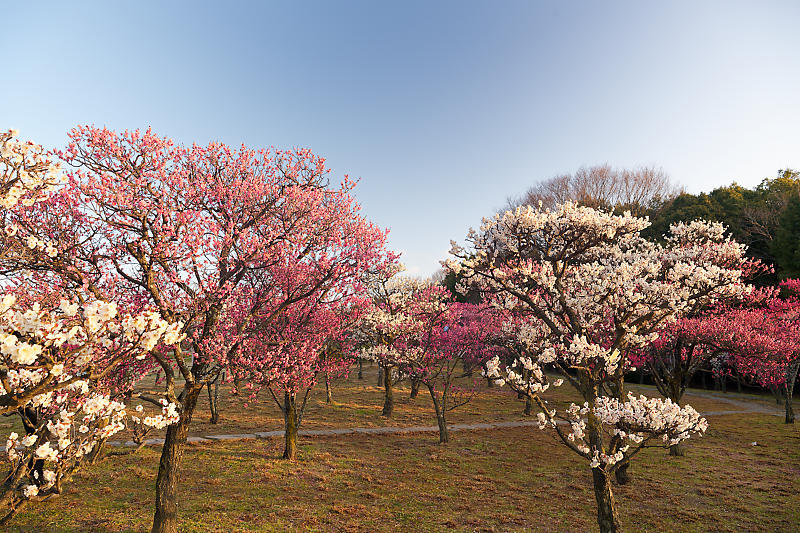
[0,130,183,523]
[448,202,751,533]
[357,266,425,417]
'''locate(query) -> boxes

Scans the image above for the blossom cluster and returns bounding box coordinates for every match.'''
[593,393,708,447]
[4,392,127,502]
[1,129,64,210]
[483,354,564,395]
[0,293,185,414]
[1,129,65,266]
[131,399,181,430]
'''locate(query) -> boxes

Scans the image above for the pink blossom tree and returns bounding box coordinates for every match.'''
[361,271,501,442]
[58,126,391,533]
[237,305,355,459]
[449,204,752,533]
[229,244,388,460]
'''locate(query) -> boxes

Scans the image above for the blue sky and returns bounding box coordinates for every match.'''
[2,1,798,276]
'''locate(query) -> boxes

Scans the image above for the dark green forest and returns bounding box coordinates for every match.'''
[645,169,800,282]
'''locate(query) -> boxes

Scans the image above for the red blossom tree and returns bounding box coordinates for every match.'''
[686,281,800,423]
[403,300,501,443]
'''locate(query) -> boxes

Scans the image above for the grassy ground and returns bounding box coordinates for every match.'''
[6,366,800,532]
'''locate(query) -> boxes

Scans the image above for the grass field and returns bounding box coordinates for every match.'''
[7,366,800,532]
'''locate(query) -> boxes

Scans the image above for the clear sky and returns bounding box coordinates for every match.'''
[2,1,798,276]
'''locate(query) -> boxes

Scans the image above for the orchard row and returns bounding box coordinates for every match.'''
[1,128,794,533]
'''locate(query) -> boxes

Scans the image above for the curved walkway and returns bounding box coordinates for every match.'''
[105,389,785,448]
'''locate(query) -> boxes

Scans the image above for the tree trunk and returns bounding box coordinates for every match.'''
[151,386,202,533]
[283,392,299,460]
[701,370,707,390]
[785,394,795,424]
[669,442,686,456]
[614,461,631,484]
[784,362,799,424]
[523,395,532,416]
[784,383,795,424]
[410,378,420,399]
[428,385,448,444]
[592,468,620,533]
[517,369,529,400]
[357,359,364,380]
[377,366,384,387]
[19,407,45,486]
[435,410,449,444]
[381,367,394,417]
[325,374,332,404]
[207,380,219,424]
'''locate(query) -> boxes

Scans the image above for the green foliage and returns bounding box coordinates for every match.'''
[646,169,800,280]
[772,195,800,278]
[441,269,481,303]
[645,192,717,239]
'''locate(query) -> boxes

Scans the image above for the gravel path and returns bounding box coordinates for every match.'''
[102,392,784,448]
[681,390,781,414]
[1,390,784,452]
